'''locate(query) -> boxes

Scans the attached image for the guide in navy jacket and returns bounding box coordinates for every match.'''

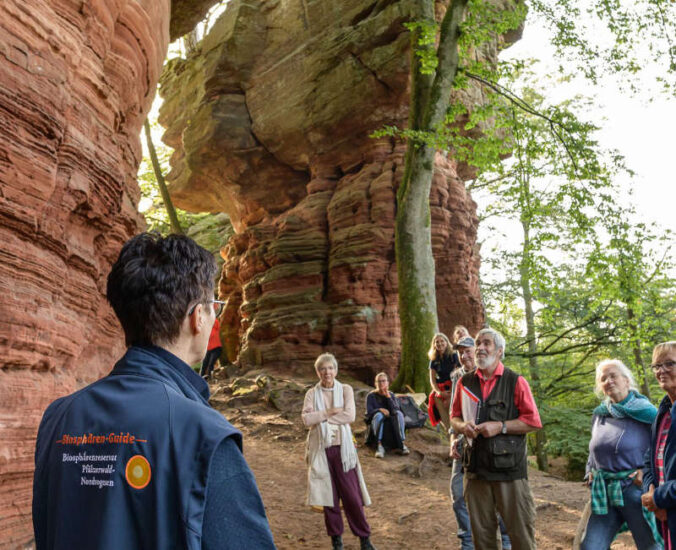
[32,233,276,550]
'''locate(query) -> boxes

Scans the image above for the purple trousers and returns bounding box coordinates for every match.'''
[323,445,371,537]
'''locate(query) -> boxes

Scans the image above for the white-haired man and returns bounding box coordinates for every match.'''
[450,328,541,550]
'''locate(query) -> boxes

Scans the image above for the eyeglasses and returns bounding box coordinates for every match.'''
[651,360,676,372]
[188,300,226,317]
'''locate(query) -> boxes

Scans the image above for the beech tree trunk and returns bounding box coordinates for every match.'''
[627,307,651,399]
[393,0,469,392]
[519,215,548,471]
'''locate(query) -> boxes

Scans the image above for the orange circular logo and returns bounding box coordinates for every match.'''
[125,455,151,489]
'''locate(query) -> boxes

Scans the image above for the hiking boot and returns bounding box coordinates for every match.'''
[331,535,343,550]
[360,536,378,550]
[401,444,410,455]
[374,443,385,458]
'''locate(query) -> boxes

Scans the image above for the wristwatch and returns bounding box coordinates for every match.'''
[500,421,507,434]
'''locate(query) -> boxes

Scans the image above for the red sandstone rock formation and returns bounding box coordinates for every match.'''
[159,0,494,381]
[0,1,172,545]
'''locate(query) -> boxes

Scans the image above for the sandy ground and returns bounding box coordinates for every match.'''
[210,371,638,550]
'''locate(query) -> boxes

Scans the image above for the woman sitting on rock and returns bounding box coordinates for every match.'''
[302,353,377,550]
[365,372,410,458]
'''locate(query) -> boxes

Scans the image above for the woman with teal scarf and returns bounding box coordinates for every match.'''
[579,359,663,550]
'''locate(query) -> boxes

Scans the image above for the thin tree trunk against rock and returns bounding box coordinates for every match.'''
[393,0,469,392]
[520,202,548,471]
[183,29,199,55]
[143,119,183,235]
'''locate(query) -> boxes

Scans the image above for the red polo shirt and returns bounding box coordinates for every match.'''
[450,362,542,428]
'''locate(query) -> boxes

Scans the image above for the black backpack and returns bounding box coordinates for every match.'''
[397,395,428,429]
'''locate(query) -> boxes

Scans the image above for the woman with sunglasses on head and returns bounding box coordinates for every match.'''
[642,341,676,549]
[427,326,468,431]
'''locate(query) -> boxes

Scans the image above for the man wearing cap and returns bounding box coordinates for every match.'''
[33,233,276,550]
[449,336,511,550]
[450,328,541,550]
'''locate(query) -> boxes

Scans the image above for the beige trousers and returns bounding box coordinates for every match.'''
[464,477,537,550]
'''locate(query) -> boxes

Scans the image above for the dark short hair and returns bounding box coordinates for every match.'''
[106,233,217,346]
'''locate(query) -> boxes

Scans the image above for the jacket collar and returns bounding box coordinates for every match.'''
[111,345,210,402]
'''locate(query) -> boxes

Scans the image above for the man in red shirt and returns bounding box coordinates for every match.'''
[450,328,541,550]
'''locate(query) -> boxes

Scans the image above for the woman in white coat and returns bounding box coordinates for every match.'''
[302,353,376,550]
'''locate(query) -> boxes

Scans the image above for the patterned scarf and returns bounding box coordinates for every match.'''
[593,390,657,425]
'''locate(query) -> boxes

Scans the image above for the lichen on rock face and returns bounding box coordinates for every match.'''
[159,0,506,381]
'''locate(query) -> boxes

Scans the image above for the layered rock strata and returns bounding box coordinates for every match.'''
[0,1,170,545]
[159,0,492,382]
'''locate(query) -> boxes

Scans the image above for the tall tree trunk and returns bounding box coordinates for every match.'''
[143,119,183,235]
[627,306,651,398]
[393,0,469,392]
[520,217,548,471]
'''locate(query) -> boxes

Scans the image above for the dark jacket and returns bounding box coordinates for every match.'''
[429,353,460,386]
[462,368,527,481]
[33,346,242,550]
[643,394,676,546]
[364,391,404,450]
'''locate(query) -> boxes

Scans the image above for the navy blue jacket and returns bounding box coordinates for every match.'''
[643,395,676,546]
[33,346,257,550]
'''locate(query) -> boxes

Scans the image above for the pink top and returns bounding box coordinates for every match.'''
[451,362,542,428]
[302,384,356,446]
[656,412,672,550]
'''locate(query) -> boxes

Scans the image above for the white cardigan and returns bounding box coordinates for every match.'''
[302,384,371,507]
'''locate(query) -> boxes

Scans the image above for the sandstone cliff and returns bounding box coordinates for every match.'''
[0,0,172,545]
[159,0,492,380]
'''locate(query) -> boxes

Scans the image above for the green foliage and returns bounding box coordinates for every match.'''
[385,0,675,465]
[404,20,439,74]
[137,128,211,234]
[539,404,593,480]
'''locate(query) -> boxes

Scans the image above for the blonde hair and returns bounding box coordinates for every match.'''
[594,359,638,397]
[428,333,452,361]
[314,352,338,373]
[653,341,676,363]
[374,371,388,386]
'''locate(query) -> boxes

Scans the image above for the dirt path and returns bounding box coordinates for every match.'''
[211,373,637,550]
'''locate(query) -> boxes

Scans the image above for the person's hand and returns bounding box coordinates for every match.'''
[655,508,667,522]
[450,438,461,459]
[476,421,502,438]
[460,421,478,439]
[584,472,593,487]
[327,407,342,416]
[379,408,390,417]
[629,469,643,487]
[441,391,452,400]
[642,484,658,511]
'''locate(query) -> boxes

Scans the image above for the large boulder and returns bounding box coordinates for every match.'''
[158,0,497,381]
[0,0,170,545]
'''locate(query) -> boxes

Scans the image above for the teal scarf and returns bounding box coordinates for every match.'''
[593,390,657,424]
